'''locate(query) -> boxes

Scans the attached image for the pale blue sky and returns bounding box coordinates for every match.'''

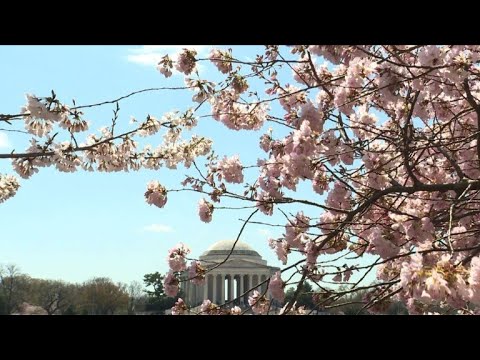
[0,45,374,287]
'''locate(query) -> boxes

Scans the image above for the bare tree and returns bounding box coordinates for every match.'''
[28,279,75,315]
[0,264,30,314]
[127,281,145,314]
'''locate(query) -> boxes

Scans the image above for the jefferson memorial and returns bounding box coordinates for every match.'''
[181,240,280,307]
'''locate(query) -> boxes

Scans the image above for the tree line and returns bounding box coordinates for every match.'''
[0,264,179,315]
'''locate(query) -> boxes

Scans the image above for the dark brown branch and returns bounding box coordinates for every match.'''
[281,270,307,315]
[463,79,480,168]
[402,90,421,185]
[204,209,259,273]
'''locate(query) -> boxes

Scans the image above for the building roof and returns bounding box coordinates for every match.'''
[207,239,254,251]
[201,239,261,258]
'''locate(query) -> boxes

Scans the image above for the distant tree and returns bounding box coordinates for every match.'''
[143,272,165,299]
[385,301,409,315]
[143,272,181,313]
[28,279,76,315]
[58,284,84,315]
[316,284,409,315]
[80,277,129,315]
[284,281,315,310]
[0,292,6,315]
[63,305,78,315]
[0,264,31,314]
[127,280,145,314]
[322,287,370,315]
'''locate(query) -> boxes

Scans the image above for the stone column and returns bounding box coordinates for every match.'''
[220,273,225,304]
[184,281,189,304]
[203,280,208,301]
[188,282,193,304]
[191,283,196,305]
[261,274,267,294]
[239,275,244,305]
[212,273,217,304]
[248,274,253,295]
[229,274,234,302]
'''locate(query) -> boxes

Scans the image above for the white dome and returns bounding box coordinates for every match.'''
[207,240,254,252]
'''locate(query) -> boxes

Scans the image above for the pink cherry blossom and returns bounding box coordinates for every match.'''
[231,74,249,94]
[199,299,223,315]
[209,48,232,74]
[171,298,187,315]
[167,243,191,272]
[269,272,285,302]
[215,155,244,183]
[144,181,168,208]
[200,299,213,314]
[198,198,214,223]
[188,260,206,285]
[255,191,275,216]
[424,269,451,300]
[248,290,269,315]
[175,49,197,75]
[230,306,242,315]
[268,238,289,265]
[157,55,173,78]
[163,271,179,297]
[0,174,20,204]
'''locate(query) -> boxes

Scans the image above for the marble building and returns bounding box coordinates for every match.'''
[181,239,280,307]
